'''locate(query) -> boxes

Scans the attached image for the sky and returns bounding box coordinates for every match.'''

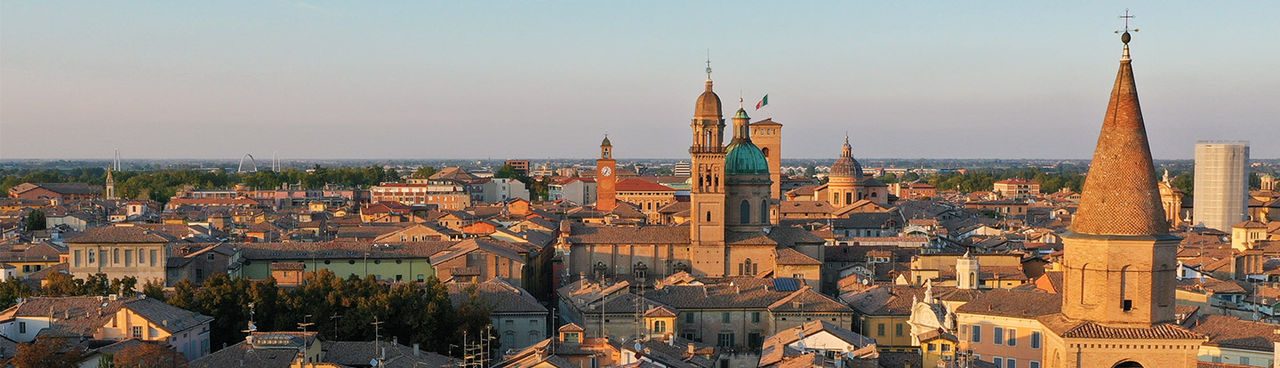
[2,1,1277,160]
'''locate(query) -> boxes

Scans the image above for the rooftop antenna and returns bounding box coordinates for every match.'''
[371,317,385,366]
[297,314,314,333]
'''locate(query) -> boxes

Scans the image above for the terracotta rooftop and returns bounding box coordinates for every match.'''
[954,289,1061,318]
[1039,313,1202,340]
[67,225,176,244]
[1186,314,1280,352]
[1069,42,1169,236]
[615,178,676,192]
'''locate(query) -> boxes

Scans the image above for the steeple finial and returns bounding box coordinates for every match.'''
[705,50,712,81]
[1116,9,1139,61]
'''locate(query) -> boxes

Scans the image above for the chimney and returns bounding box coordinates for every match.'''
[413,343,420,357]
[686,343,695,357]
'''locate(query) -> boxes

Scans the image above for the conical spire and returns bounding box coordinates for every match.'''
[1070,31,1168,236]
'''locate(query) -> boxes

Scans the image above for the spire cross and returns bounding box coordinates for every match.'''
[1118,9,1135,34]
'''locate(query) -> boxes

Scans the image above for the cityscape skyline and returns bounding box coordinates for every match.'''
[3,1,1278,160]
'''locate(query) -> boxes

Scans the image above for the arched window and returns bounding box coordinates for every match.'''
[740,200,751,224]
[845,192,852,205]
[741,258,755,276]
[969,272,977,289]
[760,199,769,223]
[761,147,770,158]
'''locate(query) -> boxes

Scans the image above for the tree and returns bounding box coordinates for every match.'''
[114,343,188,368]
[15,338,80,368]
[494,164,520,179]
[455,284,498,358]
[42,272,83,296]
[23,209,46,231]
[0,278,32,309]
[142,279,167,302]
[110,276,138,296]
[1172,172,1194,197]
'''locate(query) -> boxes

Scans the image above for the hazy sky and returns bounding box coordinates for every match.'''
[2,1,1277,160]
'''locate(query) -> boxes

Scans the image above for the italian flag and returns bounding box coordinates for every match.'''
[755,94,768,110]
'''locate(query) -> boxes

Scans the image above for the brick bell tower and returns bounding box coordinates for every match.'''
[1060,29,1179,328]
[595,136,617,212]
[688,58,728,277]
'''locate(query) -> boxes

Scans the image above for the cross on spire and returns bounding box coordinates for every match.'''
[1115,9,1139,60]
[1118,9,1136,34]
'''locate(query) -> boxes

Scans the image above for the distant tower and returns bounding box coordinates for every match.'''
[596,136,617,212]
[1194,142,1250,231]
[105,168,118,200]
[956,250,980,290]
[724,104,772,232]
[750,118,783,202]
[689,57,729,277]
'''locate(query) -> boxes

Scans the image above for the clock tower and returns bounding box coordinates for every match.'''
[596,136,617,211]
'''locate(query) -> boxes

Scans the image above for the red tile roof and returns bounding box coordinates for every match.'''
[614,178,675,192]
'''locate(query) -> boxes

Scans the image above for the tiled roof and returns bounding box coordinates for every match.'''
[238,241,454,260]
[67,225,175,244]
[778,201,833,214]
[122,297,214,334]
[25,183,102,195]
[646,278,840,311]
[1069,48,1169,236]
[775,248,821,265]
[842,285,922,316]
[447,279,548,314]
[954,289,1061,318]
[190,340,295,368]
[566,223,689,244]
[1039,313,1203,340]
[1186,314,1280,351]
[615,178,676,192]
[1061,321,1202,340]
[324,341,455,368]
[768,288,854,313]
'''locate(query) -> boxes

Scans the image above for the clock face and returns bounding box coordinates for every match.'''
[600,166,612,177]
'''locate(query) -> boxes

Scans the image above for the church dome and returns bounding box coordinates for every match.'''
[694,81,722,118]
[830,136,864,179]
[725,140,769,175]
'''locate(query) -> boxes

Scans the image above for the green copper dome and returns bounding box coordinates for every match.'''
[734,107,749,120]
[725,140,769,175]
